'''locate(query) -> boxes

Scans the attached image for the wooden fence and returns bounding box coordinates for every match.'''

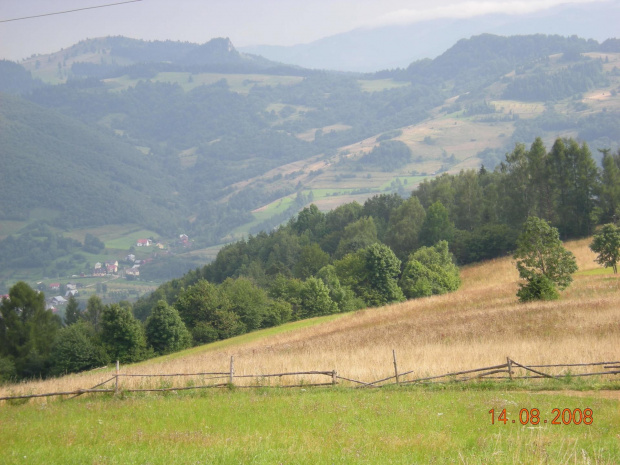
[1,356,619,402]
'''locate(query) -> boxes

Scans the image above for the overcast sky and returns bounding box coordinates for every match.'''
[0,0,606,61]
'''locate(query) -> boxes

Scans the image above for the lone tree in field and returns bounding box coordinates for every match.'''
[514,217,578,302]
[589,223,620,273]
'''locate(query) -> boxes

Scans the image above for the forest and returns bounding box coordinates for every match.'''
[2,136,618,381]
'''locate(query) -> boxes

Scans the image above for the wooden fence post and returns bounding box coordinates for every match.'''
[115,360,120,394]
[229,356,235,385]
[507,357,513,381]
[332,370,337,386]
[393,349,400,385]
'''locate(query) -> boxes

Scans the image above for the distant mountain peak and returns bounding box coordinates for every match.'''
[181,37,241,65]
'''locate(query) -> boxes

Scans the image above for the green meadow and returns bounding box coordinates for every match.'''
[1,387,618,464]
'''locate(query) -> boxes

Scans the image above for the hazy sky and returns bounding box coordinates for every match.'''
[0,0,605,61]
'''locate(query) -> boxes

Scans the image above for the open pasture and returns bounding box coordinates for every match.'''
[1,388,618,464]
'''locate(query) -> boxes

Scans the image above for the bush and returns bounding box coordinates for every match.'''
[516,274,559,302]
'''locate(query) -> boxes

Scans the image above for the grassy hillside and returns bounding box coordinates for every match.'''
[1,238,619,464]
[3,237,618,396]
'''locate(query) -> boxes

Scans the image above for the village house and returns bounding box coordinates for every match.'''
[125,264,140,277]
[137,239,152,247]
[93,267,106,277]
[51,296,67,306]
[49,283,60,291]
[105,260,119,274]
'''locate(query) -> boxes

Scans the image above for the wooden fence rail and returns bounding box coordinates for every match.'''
[1,355,618,402]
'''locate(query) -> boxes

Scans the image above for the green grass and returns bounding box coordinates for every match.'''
[576,267,615,276]
[150,313,345,363]
[1,387,618,464]
[103,229,160,250]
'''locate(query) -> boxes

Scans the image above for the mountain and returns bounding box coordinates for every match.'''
[0,93,182,231]
[20,36,310,84]
[1,33,619,287]
[240,1,620,72]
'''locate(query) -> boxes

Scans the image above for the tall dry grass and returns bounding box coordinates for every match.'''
[2,238,619,397]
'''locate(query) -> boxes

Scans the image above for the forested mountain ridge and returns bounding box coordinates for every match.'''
[0,93,183,231]
[1,33,619,288]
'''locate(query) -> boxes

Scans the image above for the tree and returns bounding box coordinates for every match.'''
[100,304,148,363]
[49,321,108,376]
[337,243,405,307]
[547,138,599,238]
[419,201,455,247]
[599,149,620,223]
[590,223,620,273]
[293,243,330,280]
[334,216,378,259]
[145,300,192,355]
[64,295,81,326]
[514,217,578,301]
[174,279,245,343]
[84,295,104,332]
[400,241,461,299]
[0,282,62,379]
[219,277,270,331]
[316,265,361,313]
[384,196,426,260]
[299,277,338,319]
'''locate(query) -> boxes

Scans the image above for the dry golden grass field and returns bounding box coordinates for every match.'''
[2,237,619,399]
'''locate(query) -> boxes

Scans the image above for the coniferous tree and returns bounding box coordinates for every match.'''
[84,295,104,332]
[599,149,620,223]
[0,282,61,378]
[64,295,81,326]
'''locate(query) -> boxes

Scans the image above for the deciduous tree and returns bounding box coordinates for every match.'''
[145,300,192,355]
[590,223,620,273]
[514,217,578,301]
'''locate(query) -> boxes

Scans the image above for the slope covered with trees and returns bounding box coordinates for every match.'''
[0,93,183,231]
